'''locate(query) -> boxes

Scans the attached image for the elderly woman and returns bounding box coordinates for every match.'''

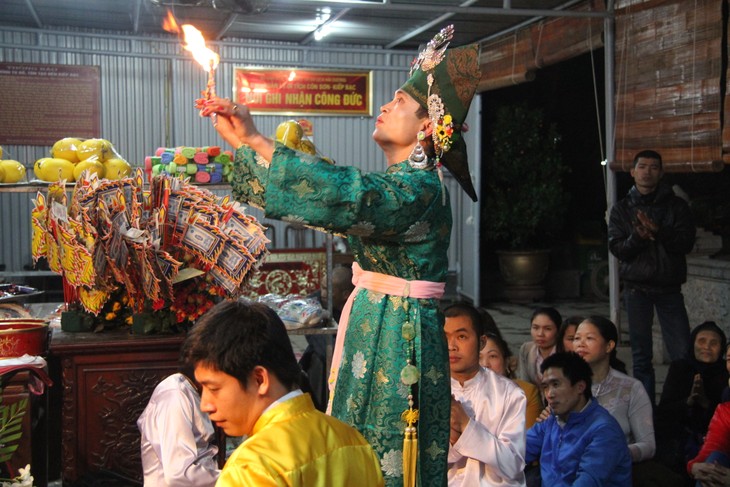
[656,321,729,469]
[199,26,480,487]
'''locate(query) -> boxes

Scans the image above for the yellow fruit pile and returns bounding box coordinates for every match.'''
[33,137,133,182]
[0,159,27,183]
[0,145,27,183]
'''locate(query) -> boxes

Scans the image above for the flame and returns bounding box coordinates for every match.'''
[162,10,179,32]
[162,11,219,72]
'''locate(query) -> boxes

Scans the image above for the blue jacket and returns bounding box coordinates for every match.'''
[526,399,632,486]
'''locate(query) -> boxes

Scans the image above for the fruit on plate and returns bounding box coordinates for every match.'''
[73,159,105,180]
[275,120,304,149]
[52,137,83,163]
[0,160,26,183]
[76,138,113,162]
[103,158,132,180]
[34,157,74,182]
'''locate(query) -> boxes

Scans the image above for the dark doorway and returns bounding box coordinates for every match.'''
[480,49,608,302]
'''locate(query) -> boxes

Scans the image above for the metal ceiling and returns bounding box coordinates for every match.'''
[0,0,602,51]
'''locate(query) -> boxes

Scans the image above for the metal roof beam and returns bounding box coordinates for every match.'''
[22,0,43,28]
[274,0,610,19]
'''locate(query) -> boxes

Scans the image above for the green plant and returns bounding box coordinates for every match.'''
[483,103,569,249]
[0,397,26,463]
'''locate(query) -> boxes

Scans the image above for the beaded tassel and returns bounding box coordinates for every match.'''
[400,300,419,487]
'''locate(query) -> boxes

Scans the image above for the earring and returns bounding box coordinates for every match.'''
[408,131,429,169]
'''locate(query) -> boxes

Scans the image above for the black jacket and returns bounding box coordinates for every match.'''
[608,183,695,292]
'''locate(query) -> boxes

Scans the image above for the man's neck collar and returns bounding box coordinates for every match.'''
[557,397,591,425]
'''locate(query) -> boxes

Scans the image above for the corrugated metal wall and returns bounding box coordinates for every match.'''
[0,26,479,301]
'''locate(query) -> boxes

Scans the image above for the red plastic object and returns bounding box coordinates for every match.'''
[0,319,49,357]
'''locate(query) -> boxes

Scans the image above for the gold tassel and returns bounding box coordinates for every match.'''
[401,404,419,487]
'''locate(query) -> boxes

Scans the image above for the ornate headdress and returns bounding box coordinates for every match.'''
[400,25,481,202]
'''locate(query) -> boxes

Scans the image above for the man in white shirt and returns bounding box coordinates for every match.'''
[137,368,220,486]
[444,303,527,487]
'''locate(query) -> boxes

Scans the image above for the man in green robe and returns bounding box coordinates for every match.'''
[200,26,480,487]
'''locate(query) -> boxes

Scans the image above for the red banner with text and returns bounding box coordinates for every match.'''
[234,68,371,116]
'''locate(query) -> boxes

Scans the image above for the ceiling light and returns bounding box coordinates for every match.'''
[314,22,333,41]
[316,7,332,25]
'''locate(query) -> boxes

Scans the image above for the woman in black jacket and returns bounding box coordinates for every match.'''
[656,321,728,473]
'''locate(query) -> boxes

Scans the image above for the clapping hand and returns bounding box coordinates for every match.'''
[687,373,710,409]
[634,210,658,240]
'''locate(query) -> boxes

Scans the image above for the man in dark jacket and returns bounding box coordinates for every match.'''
[608,149,696,404]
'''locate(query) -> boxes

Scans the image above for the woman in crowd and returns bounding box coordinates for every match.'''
[657,321,728,466]
[518,307,561,387]
[200,26,481,486]
[480,331,542,428]
[556,316,582,353]
[574,316,686,486]
[573,316,654,461]
[687,398,730,486]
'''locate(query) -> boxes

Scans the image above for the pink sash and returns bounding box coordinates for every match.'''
[326,262,445,413]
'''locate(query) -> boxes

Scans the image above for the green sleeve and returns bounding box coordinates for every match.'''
[263,144,444,242]
[229,144,271,211]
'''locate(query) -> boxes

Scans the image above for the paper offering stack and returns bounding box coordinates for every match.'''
[30,169,269,331]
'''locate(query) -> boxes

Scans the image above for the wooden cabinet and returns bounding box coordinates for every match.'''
[49,329,185,484]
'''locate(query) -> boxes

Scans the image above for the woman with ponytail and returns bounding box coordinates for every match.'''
[573,316,653,462]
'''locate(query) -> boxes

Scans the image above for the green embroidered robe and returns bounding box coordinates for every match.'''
[231,143,451,486]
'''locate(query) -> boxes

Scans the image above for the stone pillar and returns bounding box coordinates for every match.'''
[683,256,730,337]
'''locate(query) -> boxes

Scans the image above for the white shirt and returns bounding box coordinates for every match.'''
[137,373,220,486]
[448,367,527,487]
[592,368,655,462]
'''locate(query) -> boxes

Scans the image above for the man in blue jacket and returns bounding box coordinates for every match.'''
[526,352,631,486]
[608,149,695,403]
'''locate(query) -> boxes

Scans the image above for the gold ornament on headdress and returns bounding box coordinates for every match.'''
[409,24,454,76]
[411,25,456,163]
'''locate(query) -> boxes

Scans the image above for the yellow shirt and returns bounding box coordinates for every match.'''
[217,393,384,487]
[515,378,542,430]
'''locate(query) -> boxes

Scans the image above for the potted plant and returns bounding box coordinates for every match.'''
[482,102,569,301]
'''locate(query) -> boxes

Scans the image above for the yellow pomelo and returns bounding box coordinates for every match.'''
[33,158,46,179]
[0,160,26,183]
[73,159,105,181]
[52,137,83,163]
[34,157,74,182]
[0,165,5,183]
[275,120,303,148]
[76,138,113,162]
[103,158,132,180]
